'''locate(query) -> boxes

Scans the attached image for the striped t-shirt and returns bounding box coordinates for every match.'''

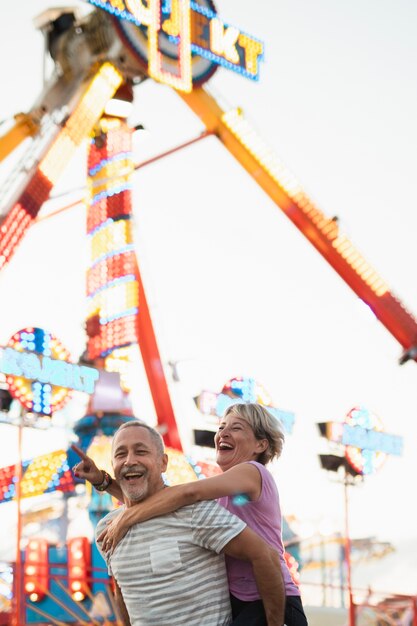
[96,499,246,626]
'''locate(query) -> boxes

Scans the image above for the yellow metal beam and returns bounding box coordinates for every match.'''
[0,113,40,163]
[0,62,123,270]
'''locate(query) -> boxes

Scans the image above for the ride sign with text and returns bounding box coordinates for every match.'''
[86,0,264,91]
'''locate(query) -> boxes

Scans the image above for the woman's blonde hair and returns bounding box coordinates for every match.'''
[224,402,285,465]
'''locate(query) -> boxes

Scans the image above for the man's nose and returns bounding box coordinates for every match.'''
[124,450,136,465]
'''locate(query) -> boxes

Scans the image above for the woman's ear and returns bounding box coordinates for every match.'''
[256,439,268,453]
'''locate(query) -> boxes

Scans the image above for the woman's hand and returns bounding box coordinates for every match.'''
[98,510,131,554]
[71,444,103,486]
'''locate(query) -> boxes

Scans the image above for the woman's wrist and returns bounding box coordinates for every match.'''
[92,470,113,491]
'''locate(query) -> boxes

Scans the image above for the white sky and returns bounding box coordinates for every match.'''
[1,0,417,600]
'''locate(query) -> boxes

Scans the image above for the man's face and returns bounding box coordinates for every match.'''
[112,426,167,506]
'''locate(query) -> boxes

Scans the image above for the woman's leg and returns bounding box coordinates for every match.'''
[230,594,267,626]
[230,593,308,626]
[284,595,308,626]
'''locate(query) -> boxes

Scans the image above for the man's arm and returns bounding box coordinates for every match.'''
[223,527,285,626]
[113,578,131,626]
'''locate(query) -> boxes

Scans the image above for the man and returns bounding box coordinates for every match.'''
[74,420,285,626]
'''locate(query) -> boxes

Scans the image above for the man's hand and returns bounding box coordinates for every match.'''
[71,444,103,485]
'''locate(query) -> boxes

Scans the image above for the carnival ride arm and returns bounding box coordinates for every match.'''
[222,527,285,626]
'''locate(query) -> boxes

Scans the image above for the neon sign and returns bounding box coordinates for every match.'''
[343,406,402,475]
[195,376,295,434]
[343,423,402,455]
[0,328,99,415]
[325,421,403,456]
[87,0,264,91]
[0,347,99,394]
[321,407,403,475]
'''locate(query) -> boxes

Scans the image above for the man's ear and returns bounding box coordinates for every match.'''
[161,453,168,473]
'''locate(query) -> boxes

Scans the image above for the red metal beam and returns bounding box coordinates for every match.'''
[179,87,417,360]
[136,267,182,450]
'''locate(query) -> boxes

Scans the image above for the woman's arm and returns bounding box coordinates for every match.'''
[222,528,285,626]
[98,462,263,553]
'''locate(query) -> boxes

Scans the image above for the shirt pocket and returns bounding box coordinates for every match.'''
[149,539,183,574]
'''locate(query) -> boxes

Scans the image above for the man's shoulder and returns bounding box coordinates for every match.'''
[192,499,226,513]
[162,499,242,530]
[188,498,246,553]
[95,508,123,537]
[181,498,228,518]
[190,498,246,527]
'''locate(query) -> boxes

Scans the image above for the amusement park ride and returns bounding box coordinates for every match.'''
[1,0,417,624]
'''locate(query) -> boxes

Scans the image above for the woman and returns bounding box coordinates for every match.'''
[73,403,308,626]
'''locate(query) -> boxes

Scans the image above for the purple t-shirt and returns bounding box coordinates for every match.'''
[217,461,300,600]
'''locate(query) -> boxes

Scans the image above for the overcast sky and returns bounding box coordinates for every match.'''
[1,0,417,599]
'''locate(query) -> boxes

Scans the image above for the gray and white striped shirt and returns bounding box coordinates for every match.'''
[96,499,246,626]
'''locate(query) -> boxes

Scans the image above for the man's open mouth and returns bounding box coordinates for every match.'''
[123,471,145,481]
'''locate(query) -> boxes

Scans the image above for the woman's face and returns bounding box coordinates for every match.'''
[214,412,267,472]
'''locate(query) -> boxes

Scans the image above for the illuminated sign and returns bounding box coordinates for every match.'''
[344,406,403,475]
[319,407,403,476]
[195,376,295,434]
[24,538,49,602]
[87,0,264,90]
[0,328,99,415]
[343,423,402,455]
[324,421,403,456]
[0,348,99,393]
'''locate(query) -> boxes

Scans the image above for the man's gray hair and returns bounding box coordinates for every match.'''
[112,420,165,456]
